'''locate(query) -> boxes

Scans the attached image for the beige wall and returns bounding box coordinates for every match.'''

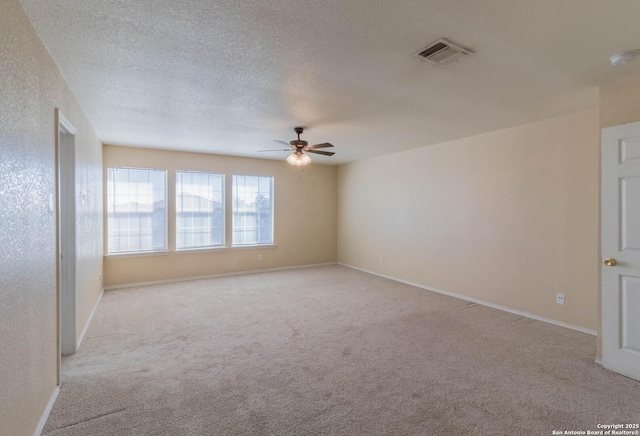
[600,74,640,129]
[0,1,103,434]
[103,145,337,287]
[338,109,600,331]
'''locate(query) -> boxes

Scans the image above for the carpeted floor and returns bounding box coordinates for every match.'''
[44,265,639,435]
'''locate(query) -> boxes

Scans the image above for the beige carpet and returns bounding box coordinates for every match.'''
[44,265,639,435]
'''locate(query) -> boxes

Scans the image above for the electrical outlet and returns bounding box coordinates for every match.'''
[379,257,384,264]
[556,293,565,305]
[97,275,102,286]
[258,254,263,261]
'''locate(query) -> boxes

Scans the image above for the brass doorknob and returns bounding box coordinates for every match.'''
[603,258,617,267]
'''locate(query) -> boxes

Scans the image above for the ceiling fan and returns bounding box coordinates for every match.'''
[259,127,335,166]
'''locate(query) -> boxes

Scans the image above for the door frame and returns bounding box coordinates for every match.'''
[55,108,77,382]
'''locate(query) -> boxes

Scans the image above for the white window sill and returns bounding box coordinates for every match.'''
[231,244,277,250]
[175,246,228,254]
[105,250,170,258]
[105,245,277,257]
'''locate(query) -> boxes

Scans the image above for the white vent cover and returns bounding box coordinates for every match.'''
[415,38,473,66]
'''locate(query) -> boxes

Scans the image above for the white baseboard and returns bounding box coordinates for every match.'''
[33,385,60,436]
[594,357,602,365]
[76,287,104,351]
[338,262,598,337]
[104,262,338,290]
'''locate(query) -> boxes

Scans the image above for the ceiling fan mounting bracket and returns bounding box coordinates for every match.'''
[290,127,308,148]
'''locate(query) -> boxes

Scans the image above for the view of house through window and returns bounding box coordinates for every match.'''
[232,175,274,246]
[107,167,167,254]
[176,171,224,249]
[107,169,274,253]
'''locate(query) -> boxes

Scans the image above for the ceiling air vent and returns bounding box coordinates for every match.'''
[415,38,473,66]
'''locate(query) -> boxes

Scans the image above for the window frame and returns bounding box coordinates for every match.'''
[175,170,226,251]
[106,166,168,256]
[231,174,275,247]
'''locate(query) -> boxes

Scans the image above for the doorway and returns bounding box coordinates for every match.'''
[56,109,77,367]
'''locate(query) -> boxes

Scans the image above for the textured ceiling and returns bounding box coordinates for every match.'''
[18,0,640,164]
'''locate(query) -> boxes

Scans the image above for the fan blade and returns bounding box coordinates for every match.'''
[307,142,334,149]
[273,140,292,147]
[258,149,291,152]
[307,150,335,156]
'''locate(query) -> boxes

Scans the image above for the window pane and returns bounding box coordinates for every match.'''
[176,171,225,249]
[232,175,273,245]
[107,167,167,254]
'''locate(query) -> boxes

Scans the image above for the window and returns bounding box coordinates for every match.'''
[107,167,167,254]
[232,175,273,246]
[176,171,224,250]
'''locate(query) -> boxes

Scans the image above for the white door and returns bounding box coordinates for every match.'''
[602,121,640,381]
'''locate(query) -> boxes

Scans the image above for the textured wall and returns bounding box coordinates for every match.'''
[103,145,337,287]
[0,1,103,434]
[338,109,600,332]
[75,132,104,341]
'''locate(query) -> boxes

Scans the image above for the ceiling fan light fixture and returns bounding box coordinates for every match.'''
[287,153,311,166]
[286,153,298,165]
[610,50,639,66]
